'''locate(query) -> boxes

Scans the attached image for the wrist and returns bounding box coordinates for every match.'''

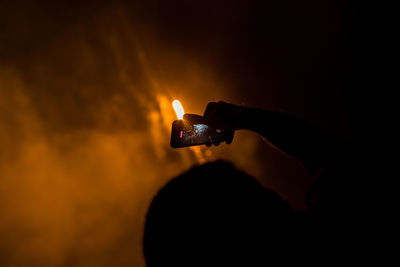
[235,106,252,130]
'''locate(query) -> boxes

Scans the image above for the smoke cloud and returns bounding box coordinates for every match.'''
[0,1,353,266]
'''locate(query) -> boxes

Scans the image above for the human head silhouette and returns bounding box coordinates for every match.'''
[143,160,293,266]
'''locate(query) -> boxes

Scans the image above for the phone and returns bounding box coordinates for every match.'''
[170,114,234,148]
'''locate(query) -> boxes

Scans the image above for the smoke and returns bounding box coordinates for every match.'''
[0,1,353,266]
[0,4,263,267]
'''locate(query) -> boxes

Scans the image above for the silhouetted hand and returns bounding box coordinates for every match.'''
[202,101,245,132]
[183,103,239,147]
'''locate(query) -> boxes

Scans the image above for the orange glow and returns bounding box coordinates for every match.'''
[172,100,184,120]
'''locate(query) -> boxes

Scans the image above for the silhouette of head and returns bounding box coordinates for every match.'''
[143,160,293,266]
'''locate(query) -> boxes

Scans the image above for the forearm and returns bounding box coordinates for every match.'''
[237,107,334,172]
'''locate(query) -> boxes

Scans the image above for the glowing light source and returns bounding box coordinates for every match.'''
[172,100,184,120]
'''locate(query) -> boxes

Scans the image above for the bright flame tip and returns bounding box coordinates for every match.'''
[172,100,184,120]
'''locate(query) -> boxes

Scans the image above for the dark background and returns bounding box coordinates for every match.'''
[0,0,357,266]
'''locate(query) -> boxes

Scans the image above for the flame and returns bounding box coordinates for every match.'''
[172,100,184,120]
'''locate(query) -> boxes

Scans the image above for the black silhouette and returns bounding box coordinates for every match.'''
[144,101,353,266]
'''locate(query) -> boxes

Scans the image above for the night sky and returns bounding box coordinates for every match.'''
[0,1,356,266]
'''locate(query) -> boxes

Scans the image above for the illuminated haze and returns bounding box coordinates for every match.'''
[0,1,353,266]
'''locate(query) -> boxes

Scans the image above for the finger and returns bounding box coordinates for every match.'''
[213,141,220,146]
[203,102,218,119]
[225,131,235,144]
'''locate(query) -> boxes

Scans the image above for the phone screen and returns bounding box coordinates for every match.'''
[170,120,224,148]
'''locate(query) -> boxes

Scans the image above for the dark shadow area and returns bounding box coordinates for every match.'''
[144,161,293,266]
[144,101,356,265]
[144,154,354,266]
